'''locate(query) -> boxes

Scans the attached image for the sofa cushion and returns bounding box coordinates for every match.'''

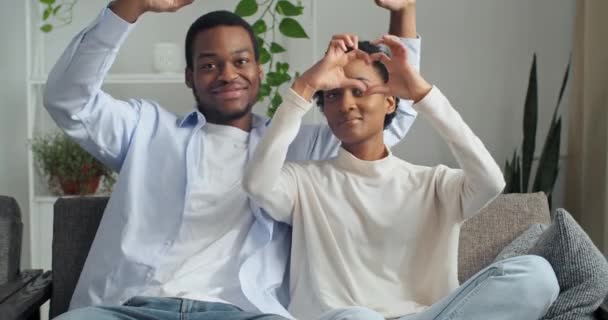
[459,192,551,282]
[529,208,608,320]
[494,223,548,262]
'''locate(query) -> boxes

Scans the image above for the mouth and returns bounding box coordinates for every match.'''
[211,85,247,100]
[339,117,363,126]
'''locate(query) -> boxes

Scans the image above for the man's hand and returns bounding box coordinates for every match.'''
[367,35,431,103]
[292,34,371,101]
[110,0,194,23]
[374,0,415,12]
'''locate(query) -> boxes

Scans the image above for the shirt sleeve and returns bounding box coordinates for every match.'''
[414,87,506,221]
[286,36,421,162]
[43,7,140,172]
[243,89,314,225]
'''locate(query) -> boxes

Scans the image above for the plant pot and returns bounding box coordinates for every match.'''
[56,163,103,195]
[57,175,101,195]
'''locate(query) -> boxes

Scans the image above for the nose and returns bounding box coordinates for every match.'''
[218,63,238,82]
[337,90,357,113]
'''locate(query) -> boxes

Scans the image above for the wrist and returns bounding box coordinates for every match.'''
[109,0,146,23]
[411,81,432,103]
[291,77,318,102]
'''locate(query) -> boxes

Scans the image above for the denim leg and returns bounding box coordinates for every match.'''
[315,306,385,320]
[398,255,559,320]
[53,304,178,320]
[54,297,291,320]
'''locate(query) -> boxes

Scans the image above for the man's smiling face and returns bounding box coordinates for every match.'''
[186,25,263,124]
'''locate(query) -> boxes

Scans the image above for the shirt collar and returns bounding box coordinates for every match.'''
[177,107,269,131]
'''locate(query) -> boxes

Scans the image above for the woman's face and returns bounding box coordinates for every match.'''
[322,59,396,145]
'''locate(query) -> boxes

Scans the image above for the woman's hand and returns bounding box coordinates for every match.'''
[367,34,431,102]
[292,34,371,101]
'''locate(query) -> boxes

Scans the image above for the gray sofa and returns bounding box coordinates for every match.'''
[1,193,607,319]
[0,196,51,320]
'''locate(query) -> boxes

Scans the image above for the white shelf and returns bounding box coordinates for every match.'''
[29,73,185,85]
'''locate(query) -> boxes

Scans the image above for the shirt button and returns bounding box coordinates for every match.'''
[145,271,153,281]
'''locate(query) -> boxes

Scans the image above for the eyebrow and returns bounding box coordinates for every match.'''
[196,49,252,60]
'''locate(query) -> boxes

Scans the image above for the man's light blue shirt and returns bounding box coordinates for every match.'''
[43,7,421,318]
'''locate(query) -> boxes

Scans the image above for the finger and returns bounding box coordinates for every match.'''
[176,0,195,9]
[332,34,357,49]
[341,78,369,92]
[365,84,391,95]
[379,34,407,56]
[346,49,372,64]
[329,39,348,52]
[370,52,391,65]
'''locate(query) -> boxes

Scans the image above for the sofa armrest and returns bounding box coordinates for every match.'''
[0,270,52,320]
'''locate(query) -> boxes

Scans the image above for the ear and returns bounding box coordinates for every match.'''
[257,63,264,81]
[385,95,397,115]
[185,68,193,89]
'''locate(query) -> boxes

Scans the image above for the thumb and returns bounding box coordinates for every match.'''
[365,84,391,96]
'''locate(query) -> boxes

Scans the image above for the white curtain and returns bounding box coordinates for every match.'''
[565,0,608,252]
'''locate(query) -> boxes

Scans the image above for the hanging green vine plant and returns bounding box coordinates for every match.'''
[38,0,78,33]
[234,0,309,117]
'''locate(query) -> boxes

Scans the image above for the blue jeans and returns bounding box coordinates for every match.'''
[54,297,290,320]
[318,255,559,320]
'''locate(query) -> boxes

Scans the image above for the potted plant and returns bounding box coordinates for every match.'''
[31,132,115,195]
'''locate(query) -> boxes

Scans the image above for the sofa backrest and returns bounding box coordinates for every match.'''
[0,195,22,285]
[50,192,552,316]
[51,197,107,319]
[459,192,551,282]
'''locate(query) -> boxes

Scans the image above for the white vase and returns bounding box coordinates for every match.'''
[153,42,182,74]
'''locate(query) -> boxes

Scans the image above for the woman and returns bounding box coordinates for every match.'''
[243,34,559,320]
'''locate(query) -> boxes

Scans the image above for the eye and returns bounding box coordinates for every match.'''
[352,88,364,97]
[199,63,216,70]
[324,90,341,101]
[235,58,250,66]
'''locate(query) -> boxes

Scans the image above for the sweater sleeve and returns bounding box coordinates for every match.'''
[414,87,506,221]
[243,89,313,225]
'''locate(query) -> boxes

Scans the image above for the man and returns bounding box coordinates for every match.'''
[45,0,420,319]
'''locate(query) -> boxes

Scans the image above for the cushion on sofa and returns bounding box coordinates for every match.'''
[459,192,551,282]
[494,223,548,262]
[529,208,608,320]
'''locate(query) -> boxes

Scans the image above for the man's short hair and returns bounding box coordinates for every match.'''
[185,10,260,70]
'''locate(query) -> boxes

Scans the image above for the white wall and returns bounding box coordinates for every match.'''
[0,0,30,268]
[0,0,575,268]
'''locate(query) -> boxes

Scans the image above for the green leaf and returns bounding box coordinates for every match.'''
[270,42,286,53]
[43,7,52,21]
[252,19,268,35]
[279,18,309,38]
[276,1,304,16]
[259,83,271,98]
[503,150,521,194]
[521,54,538,192]
[259,47,271,64]
[276,62,290,74]
[272,93,283,109]
[235,0,258,17]
[256,36,265,47]
[532,118,562,199]
[267,71,291,86]
[40,24,53,33]
[551,58,570,125]
[266,72,282,86]
[39,0,55,5]
[52,5,62,16]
